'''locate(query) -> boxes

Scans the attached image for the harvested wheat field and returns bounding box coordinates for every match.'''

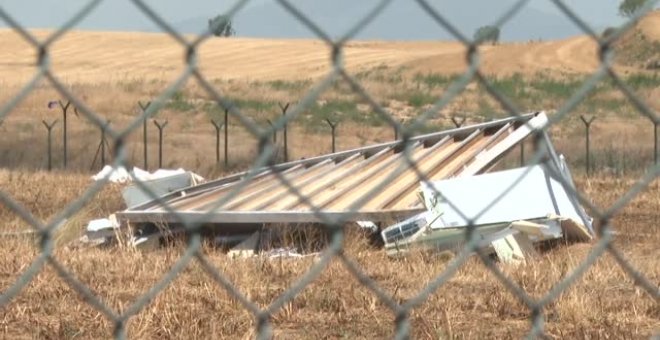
[0,9,659,340]
[0,27,623,84]
[0,171,659,338]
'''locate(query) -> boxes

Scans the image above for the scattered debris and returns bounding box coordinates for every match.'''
[382,163,593,261]
[86,214,120,241]
[91,165,204,186]
[118,112,550,226]
[81,113,591,264]
[91,165,132,183]
[84,166,205,247]
[122,171,204,208]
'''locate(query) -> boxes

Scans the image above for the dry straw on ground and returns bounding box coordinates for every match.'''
[0,171,658,339]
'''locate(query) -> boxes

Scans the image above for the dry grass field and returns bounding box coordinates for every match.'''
[0,9,659,340]
[0,171,658,338]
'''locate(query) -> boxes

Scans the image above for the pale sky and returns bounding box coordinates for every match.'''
[0,0,655,41]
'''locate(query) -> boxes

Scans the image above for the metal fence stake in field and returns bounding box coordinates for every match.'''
[451,115,466,128]
[279,102,290,162]
[325,118,339,153]
[57,100,76,169]
[211,119,224,164]
[42,119,58,171]
[153,120,168,168]
[580,115,596,176]
[654,122,658,166]
[91,120,111,170]
[394,119,404,141]
[224,108,229,168]
[138,101,151,170]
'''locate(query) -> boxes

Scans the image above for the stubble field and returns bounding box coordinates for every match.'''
[0,10,659,340]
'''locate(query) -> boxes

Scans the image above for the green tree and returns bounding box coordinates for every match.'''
[474,25,500,45]
[619,0,648,17]
[208,14,235,37]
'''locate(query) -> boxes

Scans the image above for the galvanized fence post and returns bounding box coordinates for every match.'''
[224,108,229,168]
[451,115,465,128]
[138,101,151,170]
[211,119,223,164]
[90,120,111,170]
[42,119,58,171]
[654,121,658,166]
[153,120,168,169]
[279,102,290,162]
[325,119,338,153]
[580,115,596,176]
[57,100,74,169]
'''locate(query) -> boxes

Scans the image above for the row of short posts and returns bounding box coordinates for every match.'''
[38,101,660,174]
[578,115,658,176]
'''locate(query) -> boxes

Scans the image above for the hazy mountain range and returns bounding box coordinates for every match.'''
[0,0,655,41]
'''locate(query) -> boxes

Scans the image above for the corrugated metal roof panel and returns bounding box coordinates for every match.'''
[118,112,550,225]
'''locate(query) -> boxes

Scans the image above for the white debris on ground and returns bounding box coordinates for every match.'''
[91,165,132,183]
[381,162,594,263]
[84,165,206,246]
[91,165,205,184]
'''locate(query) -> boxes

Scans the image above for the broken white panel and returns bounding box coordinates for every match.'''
[92,165,205,185]
[420,165,591,234]
[491,231,536,265]
[86,214,120,240]
[91,165,132,183]
[122,172,200,208]
[131,234,161,250]
[264,247,305,259]
[380,211,430,245]
[228,232,263,259]
[356,221,379,233]
[510,220,562,239]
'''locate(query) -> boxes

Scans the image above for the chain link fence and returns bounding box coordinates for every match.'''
[1,0,659,338]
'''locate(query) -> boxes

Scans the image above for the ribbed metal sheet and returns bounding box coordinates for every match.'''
[119,112,550,225]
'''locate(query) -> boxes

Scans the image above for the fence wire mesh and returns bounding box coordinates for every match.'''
[1,0,659,339]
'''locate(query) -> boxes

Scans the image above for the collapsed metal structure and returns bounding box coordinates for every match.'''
[118,112,554,226]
